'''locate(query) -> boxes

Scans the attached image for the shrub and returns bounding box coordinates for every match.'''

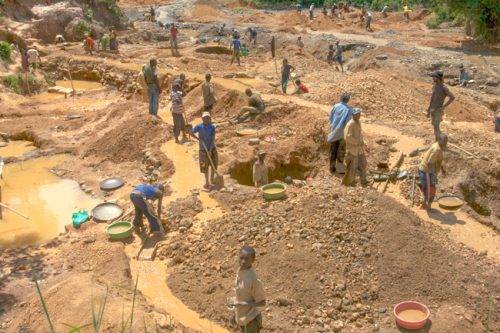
[0,41,12,62]
[76,20,91,36]
[2,74,39,94]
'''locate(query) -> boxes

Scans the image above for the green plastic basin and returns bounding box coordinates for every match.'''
[106,221,133,240]
[261,183,287,200]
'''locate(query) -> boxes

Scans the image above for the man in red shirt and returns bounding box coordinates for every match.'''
[84,34,95,55]
[292,79,309,95]
[170,24,179,56]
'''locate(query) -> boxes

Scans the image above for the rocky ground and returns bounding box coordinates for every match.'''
[0,0,498,332]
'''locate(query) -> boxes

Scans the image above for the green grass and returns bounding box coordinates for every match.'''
[0,41,12,62]
[33,274,143,333]
[2,74,39,94]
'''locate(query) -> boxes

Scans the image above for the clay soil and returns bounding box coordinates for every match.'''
[0,1,498,332]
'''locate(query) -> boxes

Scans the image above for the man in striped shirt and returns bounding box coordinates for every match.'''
[170,84,187,143]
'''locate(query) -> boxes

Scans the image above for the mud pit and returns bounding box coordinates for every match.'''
[0,0,499,332]
[0,155,100,248]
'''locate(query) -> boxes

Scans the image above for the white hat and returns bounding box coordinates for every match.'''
[202,112,211,118]
[352,108,362,115]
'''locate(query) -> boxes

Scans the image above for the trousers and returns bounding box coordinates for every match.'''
[130,192,160,232]
[148,84,159,115]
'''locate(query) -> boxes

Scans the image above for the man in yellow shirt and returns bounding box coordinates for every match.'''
[342,108,368,186]
[418,134,447,210]
[232,246,266,333]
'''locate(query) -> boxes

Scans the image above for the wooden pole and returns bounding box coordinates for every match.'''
[67,59,75,99]
[0,202,29,220]
[0,186,3,220]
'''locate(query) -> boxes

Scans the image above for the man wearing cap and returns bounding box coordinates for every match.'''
[143,58,161,116]
[252,151,269,187]
[202,73,216,112]
[418,134,447,210]
[192,113,218,189]
[328,93,353,173]
[342,108,368,187]
[235,88,265,123]
[333,41,344,72]
[427,70,455,140]
[232,246,266,333]
[170,83,187,143]
[130,183,164,235]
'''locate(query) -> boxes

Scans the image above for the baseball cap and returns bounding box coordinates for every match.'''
[352,108,362,115]
[202,112,211,118]
[431,70,444,79]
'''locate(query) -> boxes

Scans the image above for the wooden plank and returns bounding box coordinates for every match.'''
[137,234,161,261]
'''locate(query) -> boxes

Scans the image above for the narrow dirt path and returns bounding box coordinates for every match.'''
[125,104,228,333]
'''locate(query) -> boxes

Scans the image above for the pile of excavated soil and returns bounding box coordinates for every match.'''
[1,224,170,331]
[82,101,170,164]
[183,86,248,119]
[186,4,227,22]
[165,179,497,332]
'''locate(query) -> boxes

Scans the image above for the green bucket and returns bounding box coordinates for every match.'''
[261,183,287,200]
[106,221,133,240]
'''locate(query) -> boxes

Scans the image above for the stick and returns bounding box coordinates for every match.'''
[0,186,2,220]
[410,173,416,207]
[382,152,405,193]
[67,60,75,99]
[449,143,476,158]
[0,202,29,219]
[25,71,31,96]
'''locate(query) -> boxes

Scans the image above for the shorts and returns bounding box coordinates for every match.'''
[199,147,218,173]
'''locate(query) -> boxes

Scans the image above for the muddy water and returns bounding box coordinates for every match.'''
[0,155,100,248]
[398,309,428,322]
[55,80,103,91]
[126,108,226,332]
[0,140,36,158]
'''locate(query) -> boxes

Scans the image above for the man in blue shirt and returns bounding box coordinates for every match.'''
[130,183,164,235]
[192,112,218,189]
[327,92,353,173]
[231,36,242,66]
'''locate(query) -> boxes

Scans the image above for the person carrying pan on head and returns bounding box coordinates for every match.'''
[418,134,447,211]
[192,112,218,190]
[130,183,164,235]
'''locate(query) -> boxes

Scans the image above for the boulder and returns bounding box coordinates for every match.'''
[31,2,83,43]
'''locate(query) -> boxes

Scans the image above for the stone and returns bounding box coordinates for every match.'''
[375,54,388,60]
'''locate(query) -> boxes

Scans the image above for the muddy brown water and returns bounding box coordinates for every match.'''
[125,105,227,333]
[55,80,103,91]
[0,155,100,248]
[0,140,36,158]
[398,309,428,322]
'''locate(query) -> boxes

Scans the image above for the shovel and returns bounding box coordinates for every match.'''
[190,133,224,190]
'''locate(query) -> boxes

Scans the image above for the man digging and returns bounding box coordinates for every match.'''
[342,108,368,187]
[130,183,164,236]
[418,134,448,210]
[192,112,218,190]
[427,70,455,140]
[231,246,266,333]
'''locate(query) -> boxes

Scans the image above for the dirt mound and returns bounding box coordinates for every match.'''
[183,85,248,119]
[195,45,233,55]
[2,224,166,331]
[187,4,227,22]
[165,179,497,332]
[82,101,169,163]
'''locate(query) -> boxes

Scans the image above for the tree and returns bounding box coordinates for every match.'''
[436,0,498,42]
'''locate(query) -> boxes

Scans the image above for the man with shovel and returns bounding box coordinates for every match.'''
[130,183,164,235]
[192,112,220,190]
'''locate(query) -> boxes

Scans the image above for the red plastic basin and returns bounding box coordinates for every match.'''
[393,301,430,330]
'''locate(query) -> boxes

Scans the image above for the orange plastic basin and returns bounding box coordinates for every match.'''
[393,301,430,330]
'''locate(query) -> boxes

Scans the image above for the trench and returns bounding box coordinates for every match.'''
[0,155,100,248]
[125,105,227,332]
[230,160,311,186]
